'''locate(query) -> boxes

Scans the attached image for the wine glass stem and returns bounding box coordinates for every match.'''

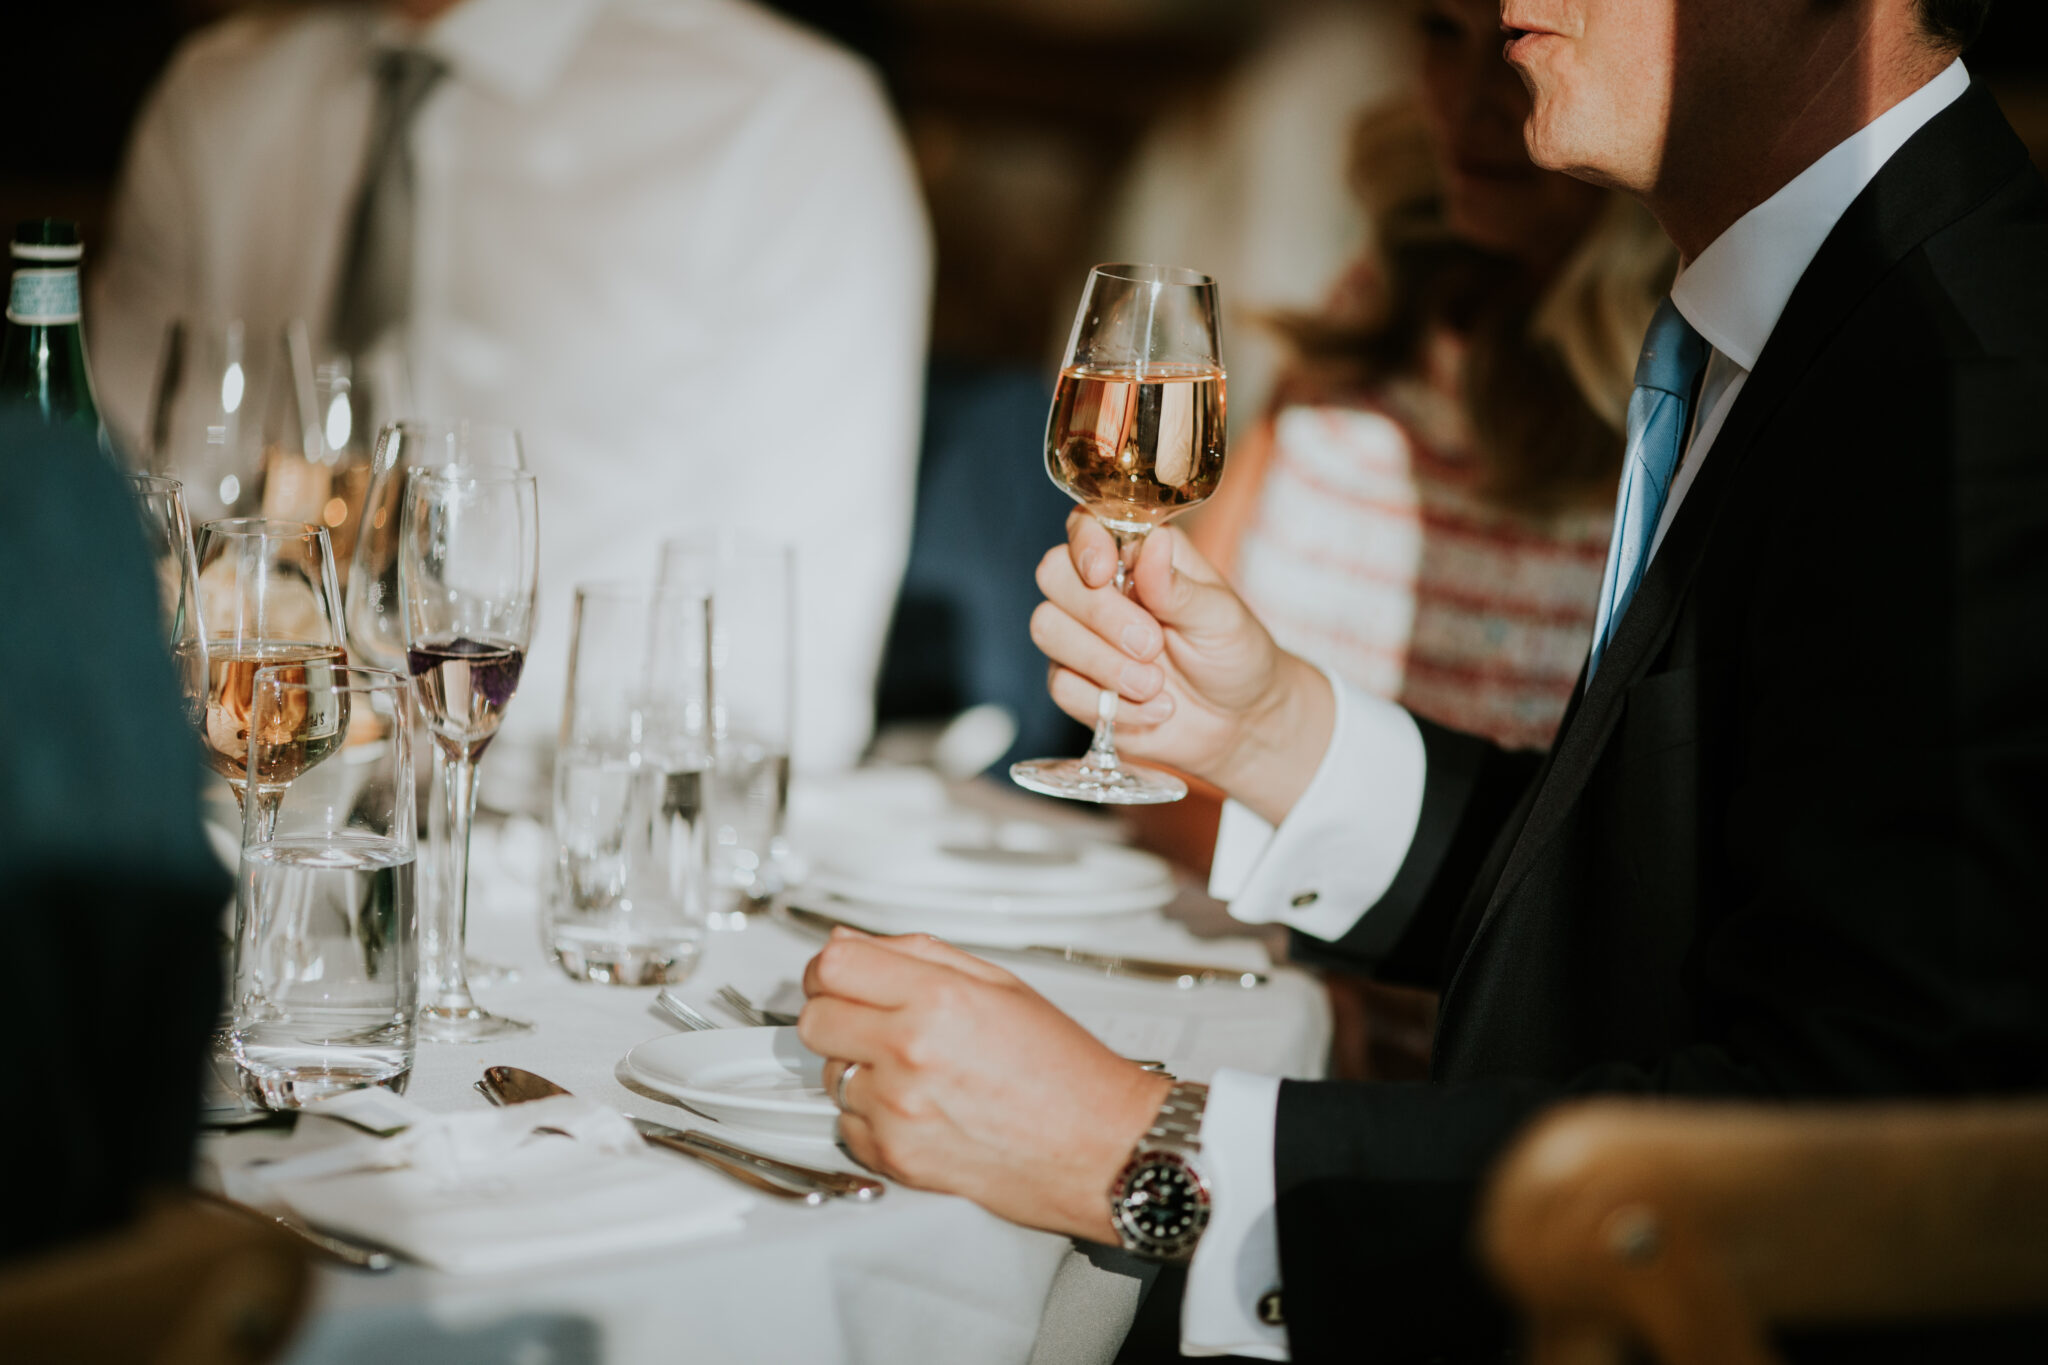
[237,785,284,844]
[1082,526,1149,776]
[428,746,481,1013]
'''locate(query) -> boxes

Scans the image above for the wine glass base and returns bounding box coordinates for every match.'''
[418,1004,533,1043]
[1009,757,1188,806]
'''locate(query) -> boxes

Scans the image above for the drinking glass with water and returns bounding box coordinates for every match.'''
[658,536,794,919]
[231,665,417,1108]
[545,583,714,985]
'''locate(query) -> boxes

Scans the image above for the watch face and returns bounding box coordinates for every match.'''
[1114,1151,1210,1259]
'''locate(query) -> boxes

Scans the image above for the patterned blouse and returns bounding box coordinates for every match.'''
[1232,382,1614,752]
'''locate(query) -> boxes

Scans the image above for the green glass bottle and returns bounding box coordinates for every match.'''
[1,218,109,452]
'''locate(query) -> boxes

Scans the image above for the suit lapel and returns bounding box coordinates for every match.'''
[1438,86,2032,998]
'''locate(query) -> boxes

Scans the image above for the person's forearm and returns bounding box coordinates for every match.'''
[1208,654,1335,828]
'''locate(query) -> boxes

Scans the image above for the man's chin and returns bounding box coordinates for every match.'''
[1521,113,1612,188]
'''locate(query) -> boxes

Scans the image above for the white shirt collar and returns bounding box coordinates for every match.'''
[381,0,611,105]
[1671,57,1970,370]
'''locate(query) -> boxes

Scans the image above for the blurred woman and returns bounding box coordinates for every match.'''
[1191,0,1676,752]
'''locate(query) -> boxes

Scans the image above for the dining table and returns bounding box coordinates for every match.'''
[201,766,1333,1365]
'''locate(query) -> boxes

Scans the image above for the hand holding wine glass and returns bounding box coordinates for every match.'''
[399,464,539,1041]
[1011,263,1228,805]
[1032,516,1336,829]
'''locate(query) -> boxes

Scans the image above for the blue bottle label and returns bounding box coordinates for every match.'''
[7,268,82,325]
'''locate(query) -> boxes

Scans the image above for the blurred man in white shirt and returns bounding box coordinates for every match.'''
[94,0,931,768]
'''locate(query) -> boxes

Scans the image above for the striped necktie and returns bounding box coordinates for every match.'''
[331,48,447,357]
[1587,297,1710,680]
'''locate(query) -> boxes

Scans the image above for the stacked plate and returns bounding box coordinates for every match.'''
[625,1028,839,1146]
[792,814,1178,948]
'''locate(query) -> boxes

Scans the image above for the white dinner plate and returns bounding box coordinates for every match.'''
[625,1027,839,1144]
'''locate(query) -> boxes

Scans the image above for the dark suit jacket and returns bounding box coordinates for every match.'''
[1272,85,2048,1361]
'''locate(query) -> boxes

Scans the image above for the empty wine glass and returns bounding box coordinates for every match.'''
[187,518,348,835]
[1010,263,1227,805]
[146,319,268,521]
[349,420,526,986]
[347,419,526,671]
[399,465,539,1041]
[126,473,207,714]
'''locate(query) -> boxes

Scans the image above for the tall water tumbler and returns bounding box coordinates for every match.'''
[545,584,713,984]
[658,537,793,920]
[231,666,416,1109]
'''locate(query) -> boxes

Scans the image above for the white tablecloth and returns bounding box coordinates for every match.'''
[207,783,1330,1365]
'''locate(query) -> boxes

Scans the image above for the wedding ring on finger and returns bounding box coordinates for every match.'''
[834,1060,862,1110]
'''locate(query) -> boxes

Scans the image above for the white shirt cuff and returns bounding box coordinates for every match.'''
[1208,668,1427,943]
[1181,1069,1288,1360]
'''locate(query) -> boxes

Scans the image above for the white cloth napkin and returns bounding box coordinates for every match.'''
[249,1090,753,1274]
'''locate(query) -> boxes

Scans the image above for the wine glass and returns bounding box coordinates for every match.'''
[187,518,348,835]
[147,319,276,521]
[1010,263,1227,805]
[399,464,539,1041]
[126,473,207,712]
[349,419,526,986]
[347,419,526,670]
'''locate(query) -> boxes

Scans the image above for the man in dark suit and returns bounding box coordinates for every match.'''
[797,0,2048,1357]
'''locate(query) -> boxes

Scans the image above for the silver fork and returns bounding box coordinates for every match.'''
[657,991,722,1032]
[716,985,797,1028]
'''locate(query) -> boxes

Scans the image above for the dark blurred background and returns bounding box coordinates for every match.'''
[10,1,2048,373]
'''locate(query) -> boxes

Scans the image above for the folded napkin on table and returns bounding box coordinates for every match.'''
[240,1089,753,1274]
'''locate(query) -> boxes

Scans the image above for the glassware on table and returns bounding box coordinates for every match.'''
[657,536,794,921]
[545,583,713,985]
[126,473,208,712]
[230,665,416,1108]
[147,319,272,521]
[347,419,526,984]
[187,518,349,833]
[347,419,526,669]
[399,464,539,1040]
[1009,263,1227,805]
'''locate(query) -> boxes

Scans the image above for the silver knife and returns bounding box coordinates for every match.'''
[476,1066,883,1204]
[193,1187,399,1271]
[781,901,1269,988]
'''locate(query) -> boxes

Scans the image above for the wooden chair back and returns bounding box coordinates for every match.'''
[1478,1098,2048,1365]
[0,1191,311,1365]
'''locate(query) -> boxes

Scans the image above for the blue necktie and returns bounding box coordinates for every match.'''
[1587,297,1709,680]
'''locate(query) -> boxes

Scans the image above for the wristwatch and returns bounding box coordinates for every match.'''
[1108,1079,1211,1262]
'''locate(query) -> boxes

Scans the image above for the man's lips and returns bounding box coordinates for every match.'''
[1502,28,1558,65]
[1499,8,1565,60]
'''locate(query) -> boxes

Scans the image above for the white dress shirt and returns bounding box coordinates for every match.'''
[1182,58,1971,1357]
[93,0,932,769]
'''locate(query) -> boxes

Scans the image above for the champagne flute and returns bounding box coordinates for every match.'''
[126,473,207,714]
[186,518,349,835]
[1010,263,1227,805]
[347,419,526,670]
[349,420,526,986]
[399,465,539,1041]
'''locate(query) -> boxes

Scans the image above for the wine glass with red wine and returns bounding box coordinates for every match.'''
[1010,263,1226,805]
[184,518,350,833]
[399,464,539,1041]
